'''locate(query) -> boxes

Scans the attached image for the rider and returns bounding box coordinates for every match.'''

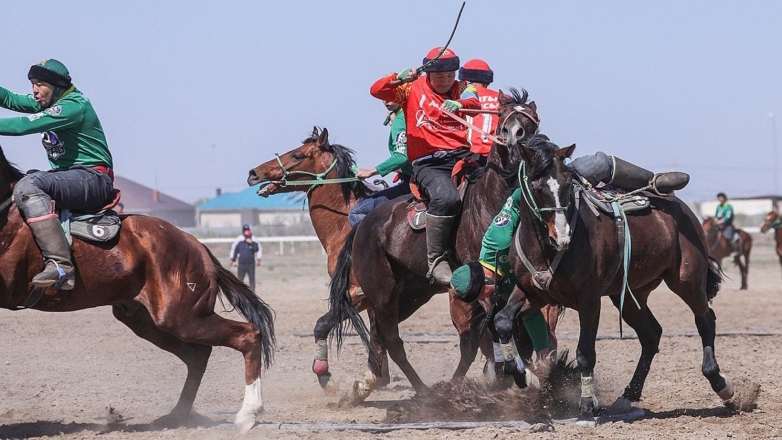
[459,59,500,163]
[451,135,690,370]
[348,101,413,226]
[370,47,480,285]
[0,59,114,290]
[715,192,739,255]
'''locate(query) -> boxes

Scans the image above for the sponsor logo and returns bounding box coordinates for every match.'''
[494,212,511,228]
[44,105,62,116]
[499,255,509,264]
[42,131,65,160]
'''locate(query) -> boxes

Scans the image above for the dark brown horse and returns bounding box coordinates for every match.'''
[0,147,275,433]
[329,89,544,402]
[702,216,752,289]
[246,127,497,395]
[760,210,782,277]
[492,136,737,426]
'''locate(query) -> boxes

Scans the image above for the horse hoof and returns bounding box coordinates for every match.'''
[234,409,258,434]
[316,371,332,389]
[312,359,329,376]
[717,374,735,401]
[340,380,370,406]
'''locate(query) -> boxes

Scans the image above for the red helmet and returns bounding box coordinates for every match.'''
[422,47,460,73]
[459,59,494,84]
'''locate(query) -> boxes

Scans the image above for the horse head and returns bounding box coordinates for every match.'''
[760,210,780,233]
[518,135,576,251]
[247,127,367,203]
[494,88,540,165]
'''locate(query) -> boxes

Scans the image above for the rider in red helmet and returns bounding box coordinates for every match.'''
[370,47,480,285]
[459,59,500,162]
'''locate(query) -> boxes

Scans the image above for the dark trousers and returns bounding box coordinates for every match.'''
[237,264,256,291]
[13,166,113,220]
[348,175,411,227]
[412,149,472,216]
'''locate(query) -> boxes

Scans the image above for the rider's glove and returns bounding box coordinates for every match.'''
[442,99,463,112]
[396,68,419,83]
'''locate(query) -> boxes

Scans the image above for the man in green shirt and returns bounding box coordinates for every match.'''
[715,192,739,255]
[0,59,114,290]
[348,101,412,226]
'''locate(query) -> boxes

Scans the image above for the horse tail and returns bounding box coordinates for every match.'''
[328,226,372,355]
[206,246,276,369]
[706,257,723,302]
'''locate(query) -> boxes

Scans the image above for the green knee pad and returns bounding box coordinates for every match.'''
[522,310,550,352]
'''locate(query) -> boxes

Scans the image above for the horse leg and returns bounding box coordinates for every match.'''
[374,306,428,393]
[608,291,662,402]
[449,292,483,379]
[493,289,539,389]
[112,305,211,427]
[575,294,601,427]
[544,304,560,355]
[312,310,335,389]
[343,306,388,405]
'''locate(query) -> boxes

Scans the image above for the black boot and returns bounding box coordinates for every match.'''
[610,156,690,194]
[28,218,75,290]
[425,214,456,285]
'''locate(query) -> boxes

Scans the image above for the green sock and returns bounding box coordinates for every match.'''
[522,310,550,352]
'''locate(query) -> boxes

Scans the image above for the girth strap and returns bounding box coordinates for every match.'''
[611,201,641,338]
[514,190,581,291]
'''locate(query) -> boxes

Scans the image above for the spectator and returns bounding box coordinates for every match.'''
[229,224,262,291]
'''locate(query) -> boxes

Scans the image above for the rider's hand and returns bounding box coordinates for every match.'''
[230,261,237,267]
[396,68,419,83]
[357,168,378,179]
[442,99,463,112]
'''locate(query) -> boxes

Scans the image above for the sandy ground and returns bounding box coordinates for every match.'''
[1,235,781,440]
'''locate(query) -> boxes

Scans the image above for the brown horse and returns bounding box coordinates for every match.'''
[760,210,782,277]
[702,216,752,289]
[246,127,497,393]
[329,89,544,402]
[492,135,737,426]
[0,147,275,433]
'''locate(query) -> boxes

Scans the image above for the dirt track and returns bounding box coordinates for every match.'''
[1,236,781,439]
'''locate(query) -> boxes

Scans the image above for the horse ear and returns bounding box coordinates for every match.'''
[498,90,510,105]
[317,128,329,147]
[311,126,319,139]
[519,143,536,164]
[555,143,576,159]
[528,101,537,111]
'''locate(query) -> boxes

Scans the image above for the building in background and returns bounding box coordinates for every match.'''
[196,185,309,232]
[114,176,196,227]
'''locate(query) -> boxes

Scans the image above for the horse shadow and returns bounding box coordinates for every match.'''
[0,412,223,438]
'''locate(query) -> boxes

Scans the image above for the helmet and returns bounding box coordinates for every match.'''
[27,59,72,89]
[422,47,460,73]
[459,59,494,85]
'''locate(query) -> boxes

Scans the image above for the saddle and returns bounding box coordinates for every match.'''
[59,189,123,244]
[580,185,650,217]
[407,158,480,230]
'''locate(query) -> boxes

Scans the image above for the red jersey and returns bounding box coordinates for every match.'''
[370,74,480,161]
[466,84,499,156]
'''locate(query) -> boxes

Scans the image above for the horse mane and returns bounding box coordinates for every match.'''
[302,135,372,203]
[525,134,558,181]
[0,146,25,184]
[506,87,530,106]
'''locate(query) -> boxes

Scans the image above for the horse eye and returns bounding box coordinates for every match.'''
[531,181,543,191]
[291,153,305,160]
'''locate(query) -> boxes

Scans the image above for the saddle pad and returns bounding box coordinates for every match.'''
[582,186,650,216]
[65,210,122,243]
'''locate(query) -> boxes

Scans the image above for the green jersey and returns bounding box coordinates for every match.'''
[715,202,733,225]
[0,86,113,170]
[375,109,413,177]
[480,187,522,278]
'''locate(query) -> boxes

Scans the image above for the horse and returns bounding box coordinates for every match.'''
[0,146,275,433]
[246,127,498,394]
[701,217,752,290]
[328,89,546,402]
[491,136,738,426]
[760,210,782,278]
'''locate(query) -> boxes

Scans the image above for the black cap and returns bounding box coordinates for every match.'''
[242,224,251,231]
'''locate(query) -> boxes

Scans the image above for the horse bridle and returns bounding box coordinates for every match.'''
[518,160,570,223]
[257,153,359,198]
[496,105,541,146]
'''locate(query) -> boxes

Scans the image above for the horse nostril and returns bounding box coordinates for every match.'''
[248,170,257,179]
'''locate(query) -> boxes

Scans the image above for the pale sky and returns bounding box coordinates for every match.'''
[1,1,780,204]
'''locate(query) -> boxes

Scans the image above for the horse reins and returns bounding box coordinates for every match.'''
[261,154,360,198]
[442,104,541,147]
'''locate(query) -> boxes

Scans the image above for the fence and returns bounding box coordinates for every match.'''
[198,236,322,255]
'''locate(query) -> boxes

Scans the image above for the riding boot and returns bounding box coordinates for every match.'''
[610,156,690,195]
[425,213,456,285]
[28,217,76,290]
